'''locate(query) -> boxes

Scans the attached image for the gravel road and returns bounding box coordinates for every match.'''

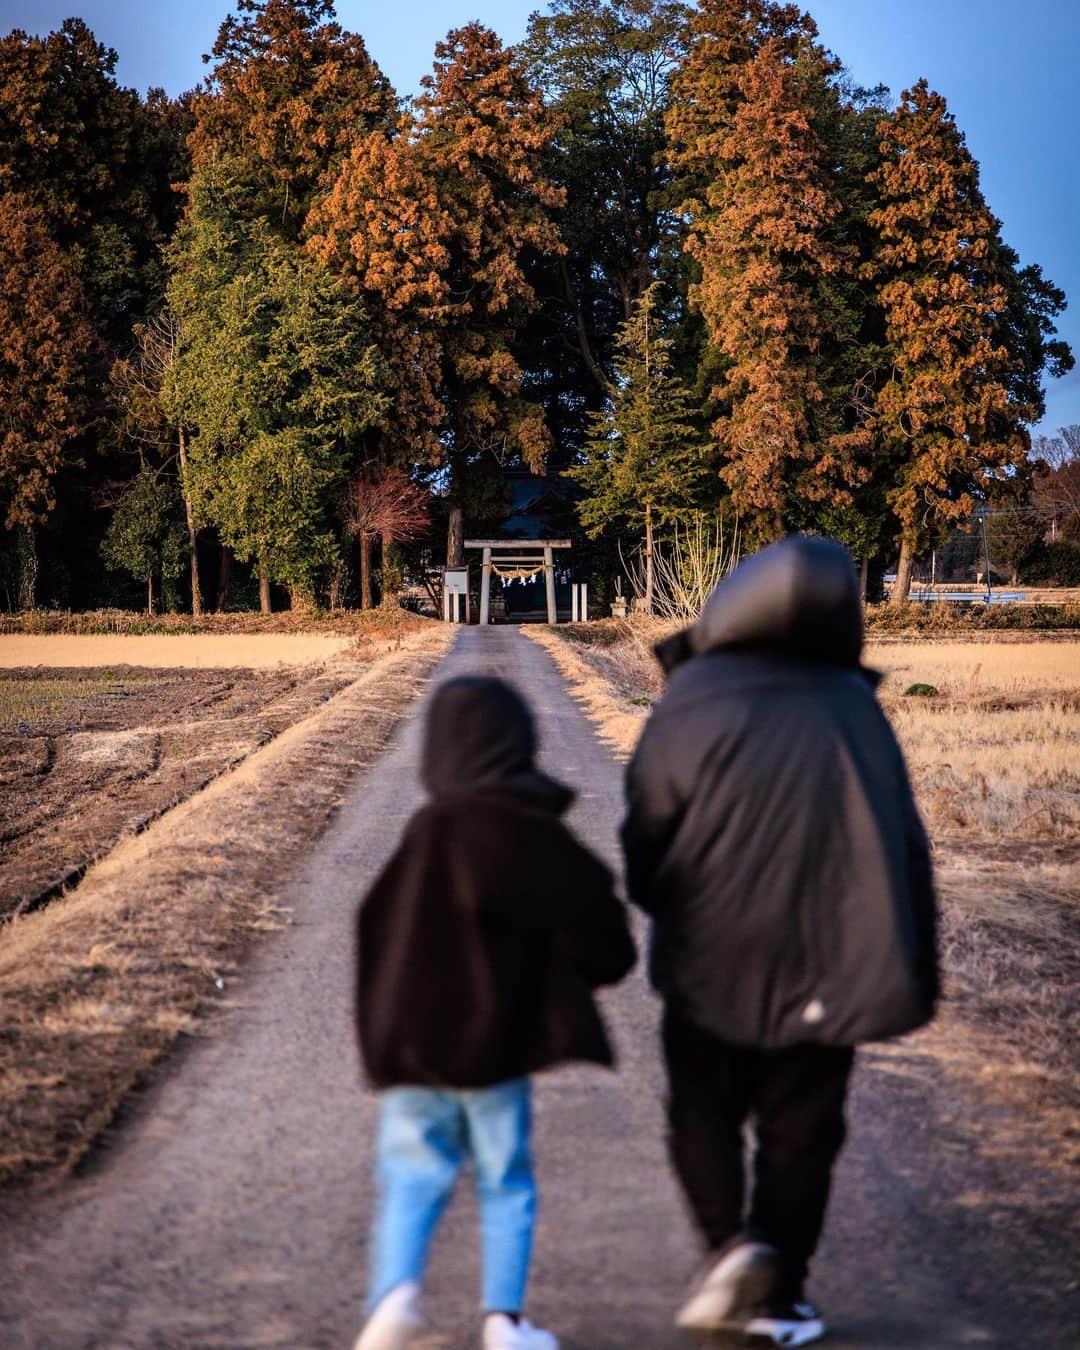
[0,628,1064,1348]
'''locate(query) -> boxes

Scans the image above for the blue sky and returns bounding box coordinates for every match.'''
[3,0,1077,435]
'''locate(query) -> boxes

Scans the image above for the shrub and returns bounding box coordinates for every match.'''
[1021,540,1080,586]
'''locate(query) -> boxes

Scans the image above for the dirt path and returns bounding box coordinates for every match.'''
[0,629,1070,1347]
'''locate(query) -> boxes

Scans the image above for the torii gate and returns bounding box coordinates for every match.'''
[464,539,572,625]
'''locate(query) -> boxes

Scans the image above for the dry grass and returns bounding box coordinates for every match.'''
[868,640,1080,697]
[0,624,452,1189]
[527,621,1080,1132]
[0,634,357,669]
[0,606,430,638]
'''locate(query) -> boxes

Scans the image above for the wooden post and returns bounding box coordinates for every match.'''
[581,582,588,621]
[480,546,492,625]
[544,546,557,624]
[571,583,579,623]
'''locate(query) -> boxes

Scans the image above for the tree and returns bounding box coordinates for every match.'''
[984,504,1044,585]
[520,0,691,406]
[310,23,564,564]
[1033,425,1080,541]
[101,471,186,614]
[567,284,712,608]
[111,312,205,613]
[190,0,394,242]
[0,20,187,339]
[165,162,388,609]
[0,195,97,607]
[666,0,857,540]
[866,82,1040,605]
[340,464,430,609]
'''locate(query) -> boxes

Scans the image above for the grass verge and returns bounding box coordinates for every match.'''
[0,624,452,1189]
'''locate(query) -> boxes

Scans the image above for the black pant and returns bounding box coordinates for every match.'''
[662,1009,855,1296]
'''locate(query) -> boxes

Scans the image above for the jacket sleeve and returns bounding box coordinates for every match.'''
[620,711,685,916]
[553,846,636,989]
[879,713,939,1008]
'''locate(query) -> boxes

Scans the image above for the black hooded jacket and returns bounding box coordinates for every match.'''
[357,676,636,1089]
[622,536,938,1049]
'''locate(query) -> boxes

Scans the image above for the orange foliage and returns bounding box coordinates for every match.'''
[867,81,1031,543]
[308,22,564,469]
[667,0,853,534]
[189,0,394,237]
[0,195,97,528]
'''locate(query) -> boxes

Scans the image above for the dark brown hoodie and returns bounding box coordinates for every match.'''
[356,676,636,1089]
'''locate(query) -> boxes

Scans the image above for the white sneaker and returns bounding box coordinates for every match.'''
[675,1241,780,1331]
[482,1313,559,1350]
[744,1298,826,1347]
[354,1282,423,1350]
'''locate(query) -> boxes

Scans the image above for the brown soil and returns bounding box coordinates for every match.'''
[0,625,452,1187]
[0,660,361,919]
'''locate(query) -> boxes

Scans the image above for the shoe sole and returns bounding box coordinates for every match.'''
[675,1244,780,1331]
[744,1314,825,1347]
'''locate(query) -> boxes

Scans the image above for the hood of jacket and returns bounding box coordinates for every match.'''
[421,674,574,814]
[656,535,864,675]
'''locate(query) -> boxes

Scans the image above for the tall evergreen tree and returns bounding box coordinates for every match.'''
[311,23,564,564]
[190,0,394,242]
[666,0,861,540]
[165,162,387,608]
[866,81,1046,605]
[521,0,691,412]
[0,195,97,606]
[567,283,712,607]
[0,19,187,338]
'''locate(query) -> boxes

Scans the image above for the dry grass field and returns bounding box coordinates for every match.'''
[0,621,452,1187]
[528,621,1080,1145]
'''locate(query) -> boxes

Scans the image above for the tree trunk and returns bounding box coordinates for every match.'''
[177,426,202,616]
[16,522,38,611]
[380,529,400,607]
[890,535,915,607]
[147,572,155,617]
[360,534,374,609]
[447,503,465,569]
[859,556,869,605]
[258,560,272,614]
[216,544,233,612]
[644,503,655,613]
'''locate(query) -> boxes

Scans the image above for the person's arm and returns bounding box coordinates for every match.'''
[879,712,939,1008]
[620,711,685,917]
[552,845,636,989]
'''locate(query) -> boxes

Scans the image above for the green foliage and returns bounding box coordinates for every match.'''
[1022,540,1080,587]
[568,284,713,537]
[0,19,188,337]
[164,161,388,592]
[865,601,1080,633]
[101,472,186,601]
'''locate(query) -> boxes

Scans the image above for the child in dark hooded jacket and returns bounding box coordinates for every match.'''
[354,675,635,1350]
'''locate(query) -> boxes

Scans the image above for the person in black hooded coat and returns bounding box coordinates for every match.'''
[354,676,635,1350]
[622,535,938,1347]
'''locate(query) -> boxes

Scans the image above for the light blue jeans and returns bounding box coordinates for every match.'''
[368,1078,536,1314]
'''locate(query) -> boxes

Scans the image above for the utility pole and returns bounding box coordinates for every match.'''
[978,509,993,604]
